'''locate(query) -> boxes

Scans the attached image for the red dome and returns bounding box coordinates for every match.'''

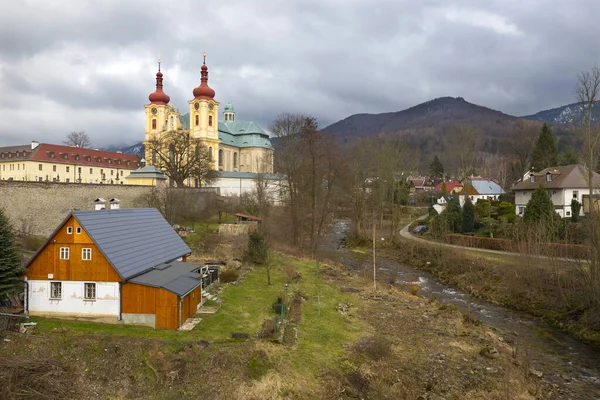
[193,64,215,100]
[149,70,170,105]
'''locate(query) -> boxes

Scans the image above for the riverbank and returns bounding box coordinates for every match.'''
[0,252,558,399]
[386,236,600,348]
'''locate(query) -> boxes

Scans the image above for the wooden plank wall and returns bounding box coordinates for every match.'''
[121,283,157,314]
[155,289,178,330]
[26,215,121,282]
[181,286,201,322]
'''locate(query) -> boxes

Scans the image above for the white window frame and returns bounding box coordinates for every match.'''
[82,248,92,261]
[76,227,81,234]
[50,282,62,299]
[84,282,96,300]
[59,247,69,260]
[67,226,73,234]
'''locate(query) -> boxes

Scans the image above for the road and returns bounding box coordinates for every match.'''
[398,216,583,262]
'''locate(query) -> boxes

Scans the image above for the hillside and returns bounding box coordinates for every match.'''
[321,96,519,142]
[522,101,600,125]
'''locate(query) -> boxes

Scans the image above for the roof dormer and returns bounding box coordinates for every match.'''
[546,172,552,182]
[530,175,535,183]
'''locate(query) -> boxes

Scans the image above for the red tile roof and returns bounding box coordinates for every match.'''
[0,143,140,169]
[434,180,463,192]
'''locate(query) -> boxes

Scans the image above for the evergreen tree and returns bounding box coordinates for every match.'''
[0,208,24,296]
[429,155,444,183]
[462,197,475,233]
[440,182,448,196]
[559,146,580,166]
[523,186,557,224]
[246,232,268,265]
[571,199,582,222]
[444,195,462,233]
[530,123,558,172]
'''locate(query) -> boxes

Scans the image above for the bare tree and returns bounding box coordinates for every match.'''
[505,120,539,181]
[146,130,214,187]
[576,66,600,293]
[63,131,91,148]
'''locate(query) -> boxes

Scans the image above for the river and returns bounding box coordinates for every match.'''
[318,220,600,399]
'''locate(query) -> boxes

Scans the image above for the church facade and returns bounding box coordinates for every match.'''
[143,57,274,183]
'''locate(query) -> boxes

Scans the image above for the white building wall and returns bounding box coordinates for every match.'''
[27,280,120,317]
[213,176,284,204]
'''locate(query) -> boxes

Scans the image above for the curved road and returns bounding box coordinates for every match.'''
[399,216,582,262]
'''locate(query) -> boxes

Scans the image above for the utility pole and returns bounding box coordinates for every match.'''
[372,198,377,292]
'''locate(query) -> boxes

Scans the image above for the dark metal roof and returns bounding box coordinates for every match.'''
[72,208,192,280]
[130,261,202,296]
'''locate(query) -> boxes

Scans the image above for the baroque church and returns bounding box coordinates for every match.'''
[143,56,274,179]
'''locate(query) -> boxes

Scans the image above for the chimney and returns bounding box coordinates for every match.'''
[31,141,39,150]
[109,198,120,209]
[93,198,106,210]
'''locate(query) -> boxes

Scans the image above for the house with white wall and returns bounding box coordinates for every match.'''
[512,164,600,218]
[459,178,505,206]
[25,207,204,329]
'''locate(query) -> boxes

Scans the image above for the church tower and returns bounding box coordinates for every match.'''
[224,102,235,122]
[144,59,180,165]
[188,53,220,168]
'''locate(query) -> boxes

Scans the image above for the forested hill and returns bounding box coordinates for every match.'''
[522,101,600,125]
[320,96,519,143]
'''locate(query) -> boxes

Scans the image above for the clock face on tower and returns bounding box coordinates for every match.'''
[208,103,214,111]
[151,107,157,115]
[194,103,200,110]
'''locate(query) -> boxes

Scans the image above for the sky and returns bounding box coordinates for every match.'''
[1,0,600,148]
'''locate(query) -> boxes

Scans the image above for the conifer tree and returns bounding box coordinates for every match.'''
[429,155,444,183]
[0,208,24,296]
[462,197,475,233]
[530,123,558,172]
[523,186,556,224]
[444,195,462,233]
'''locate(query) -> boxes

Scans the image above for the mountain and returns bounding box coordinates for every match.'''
[522,101,600,125]
[320,96,519,143]
[103,142,144,156]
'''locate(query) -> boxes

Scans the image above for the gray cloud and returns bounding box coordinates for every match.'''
[1,0,600,147]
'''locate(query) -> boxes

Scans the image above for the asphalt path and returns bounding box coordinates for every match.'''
[399,216,583,262]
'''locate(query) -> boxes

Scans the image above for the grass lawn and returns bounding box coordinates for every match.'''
[29,252,367,376]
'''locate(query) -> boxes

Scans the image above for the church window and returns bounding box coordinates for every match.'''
[39,164,42,171]
[152,119,157,130]
[195,115,199,126]
[170,116,174,128]
[152,149,157,164]
[53,165,56,172]
[218,149,224,167]
[66,166,70,173]
[233,152,237,168]
[208,147,213,161]
[209,115,213,127]
[90,168,93,174]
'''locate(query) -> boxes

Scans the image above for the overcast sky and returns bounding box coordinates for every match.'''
[1,0,599,147]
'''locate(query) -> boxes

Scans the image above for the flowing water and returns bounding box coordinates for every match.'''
[318,220,600,399]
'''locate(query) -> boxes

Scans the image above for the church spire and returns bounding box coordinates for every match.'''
[193,52,215,100]
[148,57,170,105]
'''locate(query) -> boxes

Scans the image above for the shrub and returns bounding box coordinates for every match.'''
[354,335,392,361]
[219,268,239,283]
[258,318,276,339]
[245,350,271,380]
[246,232,268,265]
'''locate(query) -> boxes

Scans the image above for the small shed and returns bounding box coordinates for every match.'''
[235,213,262,225]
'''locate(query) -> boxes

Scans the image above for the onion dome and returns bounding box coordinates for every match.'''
[193,53,216,100]
[224,102,234,112]
[148,65,170,105]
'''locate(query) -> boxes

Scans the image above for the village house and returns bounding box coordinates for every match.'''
[0,142,140,183]
[25,207,203,329]
[460,178,505,206]
[434,179,463,194]
[512,164,600,218]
